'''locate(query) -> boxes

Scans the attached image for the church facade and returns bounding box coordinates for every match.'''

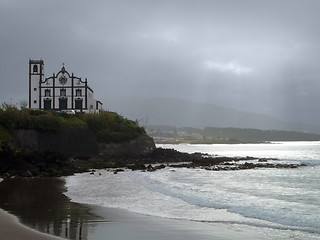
[29,59,102,112]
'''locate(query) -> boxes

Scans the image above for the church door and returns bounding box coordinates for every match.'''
[75,99,83,110]
[44,99,51,110]
[59,98,67,110]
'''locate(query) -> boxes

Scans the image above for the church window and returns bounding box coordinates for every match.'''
[76,89,82,96]
[33,100,37,104]
[60,89,66,97]
[33,65,38,73]
[34,88,37,91]
[45,89,50,97]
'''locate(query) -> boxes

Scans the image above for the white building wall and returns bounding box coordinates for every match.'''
[29,62,43,109]
[30,74,39,108]
[54,97,59,109]
[87,88,95,112]
[29,60,102,111]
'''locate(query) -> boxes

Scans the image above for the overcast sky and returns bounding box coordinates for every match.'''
[1,0,320,125]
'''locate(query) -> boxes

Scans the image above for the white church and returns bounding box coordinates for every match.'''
[29,59,103,112]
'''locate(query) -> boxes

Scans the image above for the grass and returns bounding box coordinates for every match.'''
[0,103,144,145]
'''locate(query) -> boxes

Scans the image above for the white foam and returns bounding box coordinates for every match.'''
[157,141,320,163]
[66,169,242,221]
[65,167,320,232]
[65,142,320,238]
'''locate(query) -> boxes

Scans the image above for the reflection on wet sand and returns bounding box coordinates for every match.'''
[0,177,102,240]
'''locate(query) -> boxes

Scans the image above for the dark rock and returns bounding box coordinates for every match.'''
[154,164,166,170]
[127,164,146,171]
[98,134,156,157]
[114,169,124,174]
[146,165,154,172]
[24,170,33,177]
[243,162,255,169]
[14,127,99,156]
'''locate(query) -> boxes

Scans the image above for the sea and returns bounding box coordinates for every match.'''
[65,141,320,239]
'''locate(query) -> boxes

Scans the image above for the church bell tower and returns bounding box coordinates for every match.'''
[29,59,44,108]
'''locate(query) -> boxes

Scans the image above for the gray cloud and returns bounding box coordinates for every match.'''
[1,0,320,125]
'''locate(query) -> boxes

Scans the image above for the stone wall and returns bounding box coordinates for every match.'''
[98,134,156,157]
[13,128,156,157]
[14,127,99,156]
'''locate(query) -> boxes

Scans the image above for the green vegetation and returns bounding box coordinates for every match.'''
[0,102,144,145]
[79,111,144,143]
[0,125,13,143]
[202,127,320,142]
[148,125,320,143]
[75,158,116,169]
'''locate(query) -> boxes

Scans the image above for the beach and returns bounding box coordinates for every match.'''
[0,177,288,240]
[86,205,284,240]
[1,142,319,240]
[0,209,63,240]
[0,200,281,240]
[0,177,99,240]
[0,179,61,239]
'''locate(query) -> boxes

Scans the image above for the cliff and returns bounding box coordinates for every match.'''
[98,134,156,157]
[13,127,156,157]
[0,106,157,177]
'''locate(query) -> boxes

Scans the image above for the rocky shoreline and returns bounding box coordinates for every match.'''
[0,142,305,178]
[118,148,305,172]
[0,142,82,178]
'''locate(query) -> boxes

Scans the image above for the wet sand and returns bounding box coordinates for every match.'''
[0,177,100,239]
[0,204,269,240]
[0,209,63,240]
[87,205,278,240]
[0,177,283,240]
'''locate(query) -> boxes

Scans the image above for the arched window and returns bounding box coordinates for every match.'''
[33,65,38,73]
[45,89,50,97]
[76,89,82,96]
[60,89,66,97]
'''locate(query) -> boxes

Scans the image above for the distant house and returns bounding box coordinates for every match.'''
[29,59,102,112]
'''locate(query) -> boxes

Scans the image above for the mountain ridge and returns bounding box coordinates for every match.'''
[103,97,320,134]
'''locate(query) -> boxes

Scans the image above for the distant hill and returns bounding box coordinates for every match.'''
[147,125,320,143]
[103,97,320,134]
[202,127,320,142]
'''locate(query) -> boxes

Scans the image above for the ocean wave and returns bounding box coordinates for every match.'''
[65,167,320,232]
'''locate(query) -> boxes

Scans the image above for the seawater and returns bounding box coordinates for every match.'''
[65,142,320,239]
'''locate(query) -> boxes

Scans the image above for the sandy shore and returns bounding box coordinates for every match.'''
[0,205,276,240]
[0,177,296,240]
[87,205,287,240]
[0,209,63,240]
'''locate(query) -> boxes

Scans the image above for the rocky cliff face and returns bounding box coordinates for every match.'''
[13,127,155,157]
[14,127,99,156]
[98,134,156,157]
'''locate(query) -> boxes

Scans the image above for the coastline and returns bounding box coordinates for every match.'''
[0,177,59,239]
[0,177,290,240]
[0,202,283,240]
[0,177,101,240]
[86,204,283,240]
[0,209,63,240]
[1,141,319,240]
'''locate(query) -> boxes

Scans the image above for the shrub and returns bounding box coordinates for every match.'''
[82,111,144,143]
[0,125,13,143]
[0,103,144,144]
